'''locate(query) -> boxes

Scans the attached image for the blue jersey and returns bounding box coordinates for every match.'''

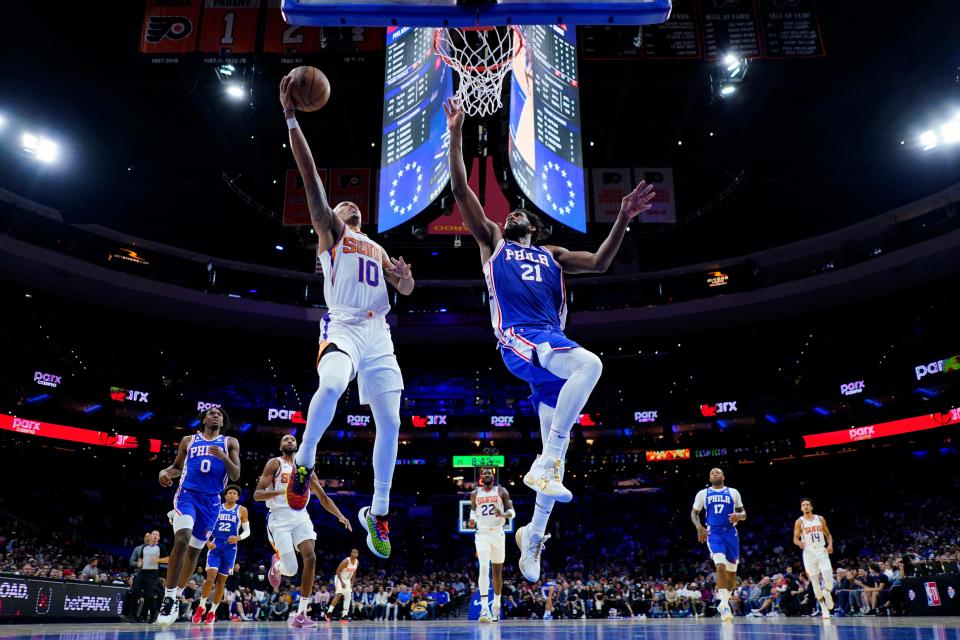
[212,503,241,545]
[703,487,738,531]
[180,433,229,495]
[484,239,567,342]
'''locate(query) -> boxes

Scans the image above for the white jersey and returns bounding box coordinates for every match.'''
[317,226,390,316]
[339,558,358,583]
[799,514,827,553]
[474,486,506,531]
[267,457,296,512]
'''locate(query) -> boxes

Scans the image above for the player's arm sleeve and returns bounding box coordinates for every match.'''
[692,489,706,511]
[238,507,251,541]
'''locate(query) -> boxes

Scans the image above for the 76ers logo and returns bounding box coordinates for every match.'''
[146,16,193,43]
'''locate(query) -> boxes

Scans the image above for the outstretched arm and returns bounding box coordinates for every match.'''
[549,181,655,274]
[444,98,501,258]
[281,75,344,252]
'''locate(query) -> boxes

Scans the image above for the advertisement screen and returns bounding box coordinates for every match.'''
[0,576,127,619]
[802,408,959,449]
[0,415,161,453]
[377,26,453,232]
[508,25,586,232]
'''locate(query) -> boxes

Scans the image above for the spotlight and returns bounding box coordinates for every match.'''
[720,84,737,97]
[919,130,938,150]
[217,64,236,77]
[22,132,58,163]
[0,114,6,129]
[226,84,245,100]
[941,120,960,144]
[274,244,284,251]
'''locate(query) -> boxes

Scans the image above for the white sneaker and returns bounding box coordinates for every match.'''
[479,607,491,623]
[516,525,551,582]
[746,611,763,618]
[821,608,831,619]
[719,603,733,623]
[543,611,553,620]
[155,597,178,626]
[491,607,500,622]
[523,457,573,502]
[823,591,834,611]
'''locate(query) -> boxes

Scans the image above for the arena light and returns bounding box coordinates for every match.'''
[226,84,245,100]
[26,393,50,404]
[21,131,58,163]
[138,412,155,422]
[941,120,960,144]
[83,403,102,414]
[719,85,736,97]
[919,129,939,150]
[0,114,6,129]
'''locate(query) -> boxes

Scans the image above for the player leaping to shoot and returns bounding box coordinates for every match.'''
[691,468,745,623]
[280,74,415,560]
[445,98,655,582]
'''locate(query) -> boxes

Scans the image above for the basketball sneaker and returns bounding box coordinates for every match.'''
[543,611,553,620]
[718,602,734,623]
[523,457,572,502]
[191,604,207,624]
[479,607,492,623]
[203,609,216,625]
[290,613,318,628]
[820,605,830,620]
[156,597,178,625]
[286,464,313,510]
[823,591,834,611]
[268,553,282,589]
[491,607,501,622]
[359,506,391,559]
[516,525,551,582]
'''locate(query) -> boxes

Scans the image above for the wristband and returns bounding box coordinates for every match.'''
[286,117,298,130]
[504,508,516,519]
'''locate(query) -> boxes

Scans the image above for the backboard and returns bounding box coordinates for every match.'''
[281,0,672,28]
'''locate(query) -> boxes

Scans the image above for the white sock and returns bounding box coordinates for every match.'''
[298,597,310,615]
[368,390,401,516]
[328,604,335,613]
[176,586,184,599]
[481,596,489,609]
[199,596,207,608]
[493,595,501,610]
[537,347,602,465]
[295,351,353,469]
[719,588,730,604]
[164,587,177,600]
[530,402,568,537]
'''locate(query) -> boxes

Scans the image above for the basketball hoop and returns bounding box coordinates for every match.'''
[434,25,523,117]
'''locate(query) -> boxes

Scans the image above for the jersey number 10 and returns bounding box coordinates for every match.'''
[357,257,380,287]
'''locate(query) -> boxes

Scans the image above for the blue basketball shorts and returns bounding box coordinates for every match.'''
[498,326,580,409]
[206,543,238,575]
[173,488,221,542]
[707,528,740,567]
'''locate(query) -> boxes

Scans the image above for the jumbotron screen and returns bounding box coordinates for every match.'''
[508,25,587,232]
[377,27,453,232]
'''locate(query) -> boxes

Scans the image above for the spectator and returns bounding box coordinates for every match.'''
[373,586,388,621]
[80,558,100,582]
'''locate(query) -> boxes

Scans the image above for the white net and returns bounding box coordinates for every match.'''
[434,26,523,117]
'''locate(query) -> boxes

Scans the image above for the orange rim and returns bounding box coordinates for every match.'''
[433,25,524,74]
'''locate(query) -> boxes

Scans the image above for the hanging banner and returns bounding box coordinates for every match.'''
[198,0,261,55]
[591,168,633,223]
[328,169,373,225]
[431,157,509,235]
[263,0,322,55]
[632,167,676,223]
[140,0,203,56]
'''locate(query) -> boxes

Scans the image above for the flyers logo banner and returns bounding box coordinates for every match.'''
[140,1,202,55]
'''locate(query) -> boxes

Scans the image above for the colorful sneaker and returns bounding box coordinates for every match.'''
[516,525,551,583]
[155,597,177,626]
[290,613,318,628]
[359,506,391,559]
[191,604,207,624]
[286,464,313,510]
[523,457,572,502]
[479,607,492,623]
[204,609,217,625]
[268,554,282,589]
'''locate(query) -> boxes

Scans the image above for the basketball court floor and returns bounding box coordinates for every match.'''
[1,619,957,640]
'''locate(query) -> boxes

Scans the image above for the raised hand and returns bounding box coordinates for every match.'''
[386,256,412,280]
[280,74,295,116]
[443,97,465,132]
[619,181,657,220]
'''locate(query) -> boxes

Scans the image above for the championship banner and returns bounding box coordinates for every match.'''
[264,0,321,55]
[430,157,509,235]
[140,0,203,55]
[198,0,261,55]
[283,168,328,226]
[591,168,633,223]
[632,167,676,223]
[328,169,372,224]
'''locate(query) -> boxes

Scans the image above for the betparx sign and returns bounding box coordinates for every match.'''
[110,387,149,403]
[267,408,305,424]
[840,380,865,396]
[347,415,371,427]
[915,355,959,380]
[412,415,446,428]
[33,371,62,388]
[634,411,658,423]
[490,416,514,427]
[700,401,737,417]
[196,401,221,411]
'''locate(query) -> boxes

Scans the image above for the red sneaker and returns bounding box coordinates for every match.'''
[191,604,207,624]
[204,609,217,625]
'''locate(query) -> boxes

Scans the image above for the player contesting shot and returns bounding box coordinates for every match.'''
[280,73,414,559]
[445,97,655,582]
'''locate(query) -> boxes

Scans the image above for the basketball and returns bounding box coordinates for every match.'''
[288,66,330,112]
